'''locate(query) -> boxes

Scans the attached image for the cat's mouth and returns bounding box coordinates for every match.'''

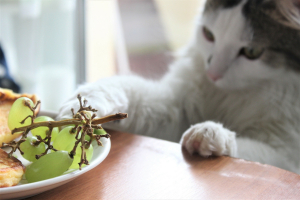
[205,70,241,91]
[206,71,222,82]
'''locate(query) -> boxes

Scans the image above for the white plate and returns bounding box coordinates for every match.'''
[0,111,111,200]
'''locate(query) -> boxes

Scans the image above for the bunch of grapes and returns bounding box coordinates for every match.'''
[2,94,127,183]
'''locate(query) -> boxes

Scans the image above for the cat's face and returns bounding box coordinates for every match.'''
[196,0,300,90]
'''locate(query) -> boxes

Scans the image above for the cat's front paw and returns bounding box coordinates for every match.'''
[56,80,128,121]
[180,121,237,157]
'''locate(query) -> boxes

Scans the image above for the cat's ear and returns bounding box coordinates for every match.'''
[277,0,300,29]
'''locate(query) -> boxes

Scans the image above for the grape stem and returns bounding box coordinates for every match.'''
[35,134,58,159]
[11,113,128,134]
[20,100,41,125]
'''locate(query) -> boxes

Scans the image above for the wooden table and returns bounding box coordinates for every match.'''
[27,131,300,199]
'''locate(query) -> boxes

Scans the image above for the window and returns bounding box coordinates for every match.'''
[0,0,202,111]
[87,0,202,80]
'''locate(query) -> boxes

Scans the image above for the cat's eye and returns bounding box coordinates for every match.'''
[241,46,264,60]
[203,26,215,42]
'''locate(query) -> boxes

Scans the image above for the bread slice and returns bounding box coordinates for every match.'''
[0,148,25,187]
[0,88,40,147]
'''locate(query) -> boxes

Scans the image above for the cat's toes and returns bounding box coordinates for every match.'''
[180,121,237,157]
[57,98,80,120]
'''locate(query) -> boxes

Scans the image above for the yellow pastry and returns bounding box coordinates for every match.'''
[0,148,25,187]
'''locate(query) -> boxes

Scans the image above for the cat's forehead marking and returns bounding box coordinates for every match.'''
[205,0,244,11]
[242,0,300,71]
[203,0,300,72]
[205,0,270,13]
[203,1,252,44]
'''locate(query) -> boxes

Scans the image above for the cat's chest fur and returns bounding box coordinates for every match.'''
[198,71,300,149]
[176,53,300,145]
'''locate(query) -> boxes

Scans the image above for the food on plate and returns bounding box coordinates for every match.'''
[68,142,93,169]
[1,94,127,184]
[19,136,46,162]
[31,116,59,140]
[25,150,73,183]
[0,148,25,188]
[52,126,80,152]
[7,97,36,132]
[0,88,40,147]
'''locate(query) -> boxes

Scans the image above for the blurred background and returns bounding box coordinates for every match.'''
[0,0,202,111]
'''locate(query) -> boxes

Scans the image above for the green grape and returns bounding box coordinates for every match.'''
[25,151,73,183]
[68,143,93,169]
[19,136,46,162]
[85,135,90,141]
[52,126,78,152]
[8,97,34,132]
[94,128,107,136]
[85,128,107,141]
[31,116,59,140]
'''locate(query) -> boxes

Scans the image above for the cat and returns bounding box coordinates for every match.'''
[57,0,300,174]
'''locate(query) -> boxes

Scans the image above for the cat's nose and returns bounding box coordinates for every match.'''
[206,71,222,82]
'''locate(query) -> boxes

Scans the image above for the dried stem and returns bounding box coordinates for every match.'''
[11,113,127,134]
[35,133,58,160]
[2,128,30,157]
[24,100,41,124]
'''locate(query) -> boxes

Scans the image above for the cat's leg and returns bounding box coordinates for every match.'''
[57,56,205,139]
[57,74,190,138]
[180,121,237,156]
[57,75,131,121]
[180,122,297,173]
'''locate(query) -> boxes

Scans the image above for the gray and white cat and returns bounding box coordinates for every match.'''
[58,0,300,174]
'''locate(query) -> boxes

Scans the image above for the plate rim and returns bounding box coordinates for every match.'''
[0,138,111,195]
[0,110,111,197]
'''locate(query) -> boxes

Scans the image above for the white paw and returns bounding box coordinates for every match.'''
[180,121,237,157]
[56,80,128,121]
